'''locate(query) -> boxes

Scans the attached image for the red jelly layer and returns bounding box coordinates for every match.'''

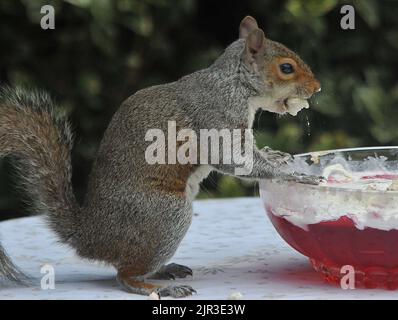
[361,174,398,180]
[267,208,398,289]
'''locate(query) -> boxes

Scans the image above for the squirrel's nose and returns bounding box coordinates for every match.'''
[312,79,321,94]
[305,79,321,96]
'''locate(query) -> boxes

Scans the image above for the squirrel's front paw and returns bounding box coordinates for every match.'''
[156,284,197,298]
[278,172,325,185]
[261,147,294,166]
[149,263,193,280]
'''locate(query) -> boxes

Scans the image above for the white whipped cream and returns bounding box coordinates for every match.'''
[286,98,309,116]
[320,164,397,191]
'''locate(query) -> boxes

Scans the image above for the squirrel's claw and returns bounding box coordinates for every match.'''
[261,147,294,166]
[149,263,193,280]
[275,173,325,185]
[148,264,196,297]
[156,284,197,298]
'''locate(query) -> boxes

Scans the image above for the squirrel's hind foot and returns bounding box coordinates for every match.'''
[116,273,160,296]
[149,263,193,280]
[156,284,196,298]
[117,268,196,298]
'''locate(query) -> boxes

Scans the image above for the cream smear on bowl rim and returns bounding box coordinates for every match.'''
[260,147,398,231]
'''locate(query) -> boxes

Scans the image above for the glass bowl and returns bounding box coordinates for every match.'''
[259,147,398,289]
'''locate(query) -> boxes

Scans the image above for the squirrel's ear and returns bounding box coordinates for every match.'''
[239,16,259,39]
[243,29,266,71]
[246,29,266,53]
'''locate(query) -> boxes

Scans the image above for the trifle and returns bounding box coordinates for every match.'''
[259,147,398,289]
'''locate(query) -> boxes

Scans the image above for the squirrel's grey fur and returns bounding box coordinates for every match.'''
[0,17,320,297]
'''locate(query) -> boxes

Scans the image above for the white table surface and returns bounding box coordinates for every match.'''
[0,197,396,300]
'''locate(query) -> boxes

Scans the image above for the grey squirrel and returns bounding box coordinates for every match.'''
[0,16,321,297]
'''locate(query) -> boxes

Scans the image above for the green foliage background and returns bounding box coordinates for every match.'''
[0,0,397,217]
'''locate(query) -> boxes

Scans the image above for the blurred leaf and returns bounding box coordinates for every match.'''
[310,131,360,151]
[370,125,394,144]
[255,131,274,150]
[89,0,114,23]
[218,176,245,198]
[312,92,343,117]
[286,0,338,18]
[130,15,154,36]
[78,72,101,96]
[353,86,385,123]
[65,0,93,8]
[354,0,380,28]
[385,30,398,50]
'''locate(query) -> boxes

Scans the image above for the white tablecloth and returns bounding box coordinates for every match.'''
[0,197,396,299]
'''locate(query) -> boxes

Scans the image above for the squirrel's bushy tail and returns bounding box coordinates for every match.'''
[0,86,79,283]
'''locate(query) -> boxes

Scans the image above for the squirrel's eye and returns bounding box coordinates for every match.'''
[280,63,294,74]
